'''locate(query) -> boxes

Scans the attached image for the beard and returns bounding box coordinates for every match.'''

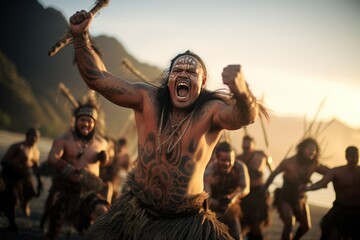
[74,126,95,142]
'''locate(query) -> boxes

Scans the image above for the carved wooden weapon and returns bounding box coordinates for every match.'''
[48,0,110,56]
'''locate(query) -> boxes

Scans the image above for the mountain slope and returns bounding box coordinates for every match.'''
[0,0,162,137]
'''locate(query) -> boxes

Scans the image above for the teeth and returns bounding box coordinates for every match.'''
[177,82,189,87]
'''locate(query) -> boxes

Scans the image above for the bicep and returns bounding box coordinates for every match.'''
[89,74,148,110]
[211,101,239,130]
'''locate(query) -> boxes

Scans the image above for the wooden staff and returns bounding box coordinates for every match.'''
[58,83,79,108]
[48,0,110,56]
[121,58,150,83]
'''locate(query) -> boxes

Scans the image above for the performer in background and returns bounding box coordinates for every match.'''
[264,138,329,240]
[304,146,360,240]
[236,135,272,240]
[44,101,112,240]
[0,127,42,231]
[205,141,250,239]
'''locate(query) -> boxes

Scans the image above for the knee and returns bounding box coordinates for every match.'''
[283,220,294,232]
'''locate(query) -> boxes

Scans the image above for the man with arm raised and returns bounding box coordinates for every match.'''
[69,10,264,240]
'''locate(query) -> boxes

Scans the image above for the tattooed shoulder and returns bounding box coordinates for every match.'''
[145,87,158,108]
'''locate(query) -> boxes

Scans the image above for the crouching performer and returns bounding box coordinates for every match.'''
[45,102,112,240]
[204,141,250,239]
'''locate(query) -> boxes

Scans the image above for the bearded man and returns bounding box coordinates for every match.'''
[44,103,111,240]
[69,10,266,240]
[264,138,329,240]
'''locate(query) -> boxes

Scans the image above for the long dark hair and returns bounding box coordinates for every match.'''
[296,138,320,164]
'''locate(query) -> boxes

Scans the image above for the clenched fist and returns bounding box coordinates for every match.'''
[97,150,107,164]
[222,65,249,96]
[69,10,93,38]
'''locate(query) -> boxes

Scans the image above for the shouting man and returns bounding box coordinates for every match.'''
[69,10,266,240]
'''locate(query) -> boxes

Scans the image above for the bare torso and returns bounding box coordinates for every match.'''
[282,157,321,184]
[237,150,267,186]
[133,94,222,207]
[332,166,360,206]
[55,130,108,176]
[2,142,40,170]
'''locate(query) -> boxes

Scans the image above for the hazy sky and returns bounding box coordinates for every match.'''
[39,0,360,128]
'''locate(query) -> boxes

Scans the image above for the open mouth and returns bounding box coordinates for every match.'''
[176,81,190,99]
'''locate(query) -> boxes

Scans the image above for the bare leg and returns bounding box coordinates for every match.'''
[279,202,295,240]
[293,201,311,240]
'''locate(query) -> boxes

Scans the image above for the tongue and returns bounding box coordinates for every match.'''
[178,88,189,97]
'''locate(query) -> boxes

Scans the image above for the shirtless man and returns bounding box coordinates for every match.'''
[264,138,329,240]
[45,103,111,239]
[0,127,42,231]
[236,135,272,240]
[304,146,360,240]
[204,141,250,240]
[69,10,264,239]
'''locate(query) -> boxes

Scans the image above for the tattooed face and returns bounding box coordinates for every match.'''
[168,55,205,109]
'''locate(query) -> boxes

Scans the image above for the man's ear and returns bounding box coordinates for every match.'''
[202,76,207,89]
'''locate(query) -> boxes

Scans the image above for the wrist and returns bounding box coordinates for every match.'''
[73,32,91,49]
[54,159,74,177]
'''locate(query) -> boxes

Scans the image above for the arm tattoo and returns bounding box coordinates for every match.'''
[218,104,242,126]
[97,83,128,96]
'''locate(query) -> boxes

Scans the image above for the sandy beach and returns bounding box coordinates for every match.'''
[0,185,329,240]
[0,130,329,239]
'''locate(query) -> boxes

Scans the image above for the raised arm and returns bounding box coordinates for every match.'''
[213,65,259,130]
[69,11,149,111]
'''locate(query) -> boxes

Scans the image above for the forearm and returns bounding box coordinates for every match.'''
[219,92,258,130]
[50,158,74,178]
[234,91,258,125]
[305,180,328,192]
[73,32,108,87]
[228,186,248,200]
